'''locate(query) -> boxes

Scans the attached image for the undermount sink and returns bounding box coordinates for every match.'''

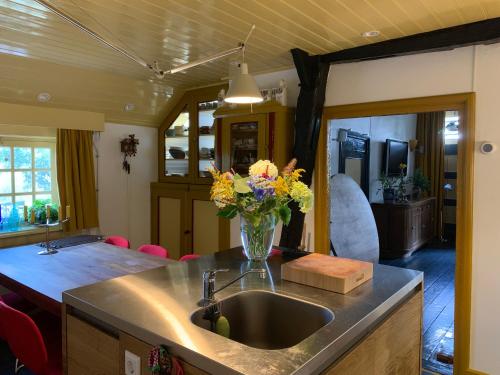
[191,290,334,350]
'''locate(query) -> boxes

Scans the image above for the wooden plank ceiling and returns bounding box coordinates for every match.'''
[0,0,499,126]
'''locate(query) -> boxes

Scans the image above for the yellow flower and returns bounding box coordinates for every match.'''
[209,168,235,208]
[249,160,278,178]
[290,168,305,182]
[290,181,314,213]
[271,176,289,197]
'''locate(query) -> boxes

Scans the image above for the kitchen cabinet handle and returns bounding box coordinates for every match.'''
[184,230,191,234]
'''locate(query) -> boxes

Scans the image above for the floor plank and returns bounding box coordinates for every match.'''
[381,246,455,375]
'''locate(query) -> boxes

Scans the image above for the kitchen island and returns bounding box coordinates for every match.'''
[62,248,423,375]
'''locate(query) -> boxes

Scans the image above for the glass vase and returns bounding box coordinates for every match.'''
[240,214,276,261]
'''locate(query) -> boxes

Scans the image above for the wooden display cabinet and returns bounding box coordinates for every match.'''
[153,88,294,257]
[214,101,294,175]
[159,85,226,185]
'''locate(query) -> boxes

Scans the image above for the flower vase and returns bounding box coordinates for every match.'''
[240,214,276,261]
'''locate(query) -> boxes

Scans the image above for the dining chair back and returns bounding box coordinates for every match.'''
[104,236,130,249]
[0,301,48,374]
[138,244,169,258]
[179,254,201,261]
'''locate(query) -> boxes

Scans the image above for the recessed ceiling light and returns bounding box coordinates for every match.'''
[362,30,380,38]
[37,92,51,102]
[124,103,135,112]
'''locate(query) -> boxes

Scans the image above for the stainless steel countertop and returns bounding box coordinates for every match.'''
[63,249,423,375]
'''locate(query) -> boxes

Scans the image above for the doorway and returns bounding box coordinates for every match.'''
[314,94,475,375]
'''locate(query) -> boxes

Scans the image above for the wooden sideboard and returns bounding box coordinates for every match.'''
[371,197,436,259]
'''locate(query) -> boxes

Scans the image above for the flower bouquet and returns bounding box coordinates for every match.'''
[209,159,313,261]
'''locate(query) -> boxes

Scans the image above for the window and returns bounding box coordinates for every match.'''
[0,139,57,223]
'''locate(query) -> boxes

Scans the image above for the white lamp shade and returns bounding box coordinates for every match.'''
[224,63,263,104]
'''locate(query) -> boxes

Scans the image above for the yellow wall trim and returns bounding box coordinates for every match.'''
[315,93,475,375]
[0,102,104,131]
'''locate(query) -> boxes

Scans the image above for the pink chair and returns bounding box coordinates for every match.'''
[138,244,169,258]
[0,301,61,375]
[104,236,130,249]
[179,254,201,261]
[270,248,283,257]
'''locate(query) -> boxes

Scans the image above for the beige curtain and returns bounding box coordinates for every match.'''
[56,129,99,231]
[415,112,445,239]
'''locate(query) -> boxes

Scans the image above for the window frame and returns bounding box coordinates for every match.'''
[0,138,58,207]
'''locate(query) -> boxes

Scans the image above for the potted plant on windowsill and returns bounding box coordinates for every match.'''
[209,159,313,261]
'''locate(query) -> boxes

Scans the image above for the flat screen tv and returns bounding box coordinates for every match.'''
[384,139,409,176]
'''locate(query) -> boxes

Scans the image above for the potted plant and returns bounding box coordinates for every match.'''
[209,159,313,261]
[378,172,396,202]
[412,168,431,199]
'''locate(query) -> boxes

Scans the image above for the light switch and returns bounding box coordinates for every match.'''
[125,350,141,375]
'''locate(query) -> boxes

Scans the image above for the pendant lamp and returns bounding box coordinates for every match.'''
[224,63,263,104]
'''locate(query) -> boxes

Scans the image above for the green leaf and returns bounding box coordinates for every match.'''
[217,205,238,219]
[278,205,291,225]
[258,198,276,215]
[233,175,252,194]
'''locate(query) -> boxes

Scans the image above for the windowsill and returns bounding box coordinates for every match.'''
[0,224,62,239]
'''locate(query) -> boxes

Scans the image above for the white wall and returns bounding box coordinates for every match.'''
[95,123,157,250]
[325,44,500,374]
[329,115,417,202]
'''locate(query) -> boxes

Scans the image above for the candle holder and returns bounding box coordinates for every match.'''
[36,217,70,255]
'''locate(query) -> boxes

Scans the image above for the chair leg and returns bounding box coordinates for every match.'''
[15,358,24,374]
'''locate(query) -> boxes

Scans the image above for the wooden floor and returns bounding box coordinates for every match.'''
[381,246,455,375]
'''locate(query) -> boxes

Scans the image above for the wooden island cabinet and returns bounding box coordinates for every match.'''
[63,289,422,375]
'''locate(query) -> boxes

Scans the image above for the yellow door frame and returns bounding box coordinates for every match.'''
[314,93,482,375]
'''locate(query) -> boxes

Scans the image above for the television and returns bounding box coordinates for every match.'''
[384,139,409,176]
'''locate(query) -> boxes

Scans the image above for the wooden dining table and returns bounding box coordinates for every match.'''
[0,241,171,316]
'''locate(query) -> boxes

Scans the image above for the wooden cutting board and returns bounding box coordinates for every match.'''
[281,253,373,294]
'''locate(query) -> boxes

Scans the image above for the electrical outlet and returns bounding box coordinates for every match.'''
[125,350,141,375]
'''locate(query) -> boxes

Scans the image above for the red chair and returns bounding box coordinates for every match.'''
[0,301,61,375]
[104,235,130,249]
[179,254,201,261]
[138,244,169,258]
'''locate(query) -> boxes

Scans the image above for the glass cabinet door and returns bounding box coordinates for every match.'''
[165,106,189,177]
[229,121,259,176]
[198,101,218,178]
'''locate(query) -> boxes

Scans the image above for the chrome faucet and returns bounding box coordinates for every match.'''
[200,268,266,305]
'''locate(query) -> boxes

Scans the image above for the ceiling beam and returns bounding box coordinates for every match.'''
[321,17,500,64]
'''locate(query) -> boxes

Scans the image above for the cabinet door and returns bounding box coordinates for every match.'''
[164,106,191,180]
[67,315,119,375]
[196,100,219,181]
[188,189,230,255]
[221,114,267,175]
[158,195,185,260]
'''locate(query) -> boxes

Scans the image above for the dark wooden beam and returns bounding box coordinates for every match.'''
[321,17,500,64]
[279,48,329,249]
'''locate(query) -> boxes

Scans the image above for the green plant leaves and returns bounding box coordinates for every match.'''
[217,205,238,219]
[278,205,291,225]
